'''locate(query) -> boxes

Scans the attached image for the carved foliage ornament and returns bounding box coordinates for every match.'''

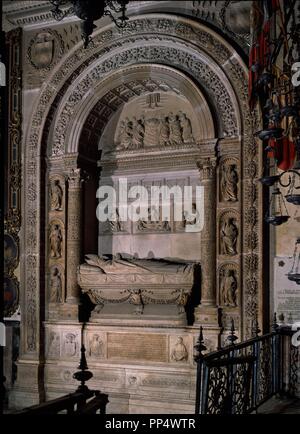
[5,29,22,318]
[52,43,238,155]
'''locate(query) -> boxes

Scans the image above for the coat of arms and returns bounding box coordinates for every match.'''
[30,31,55,69]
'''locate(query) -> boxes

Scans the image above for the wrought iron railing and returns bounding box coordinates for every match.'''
[14,390,109,415]
[194,317,299,414]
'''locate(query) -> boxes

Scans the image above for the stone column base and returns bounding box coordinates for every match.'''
[48,303,79,321]
[194,305,219,326]
[9,360,42,410]
[193,306,221,350]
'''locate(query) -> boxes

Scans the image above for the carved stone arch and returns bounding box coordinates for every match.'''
[51,38,241,156]
[20,14,263,381]
[76,64,216,157]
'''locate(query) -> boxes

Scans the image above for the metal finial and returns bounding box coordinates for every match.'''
[194,326,207,362]
[227,318,238,346]
[252,312,261,337]
[73,323,93,395]
[272,312,279,332]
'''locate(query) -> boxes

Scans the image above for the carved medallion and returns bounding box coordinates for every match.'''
[27,29,63,70]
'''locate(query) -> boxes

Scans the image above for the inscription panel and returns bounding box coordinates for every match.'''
[107,333,168,362]
[274,257,300,322]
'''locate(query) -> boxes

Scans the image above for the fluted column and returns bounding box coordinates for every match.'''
[66,168,82,303]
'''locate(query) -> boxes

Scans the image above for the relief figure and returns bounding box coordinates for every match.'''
[220,217,238,256]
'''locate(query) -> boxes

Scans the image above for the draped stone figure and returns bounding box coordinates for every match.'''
[171,337,188,362]
[49,224,63,258]
[80,254,192,275]
[143,117,161,147]
[116,117,133,150]
[107,207,123,232]
[168,112,183,146]
[159,116,170,146]
[220,217,238,255]
[221,269,237,307]
[221,164,238,202]
[131,116,144,149]
[48,332,60,357]
[50,267,62,303]
[178,112,194,143]
[78,255,198,312]
[64,333,77,357]
[89,334,103,357]
[50,180,63,211]
[137,206,170,232]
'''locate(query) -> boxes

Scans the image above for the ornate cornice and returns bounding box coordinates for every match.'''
[3,1,250,53]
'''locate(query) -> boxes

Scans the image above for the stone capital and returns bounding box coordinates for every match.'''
[67,168,84,189]
[197,157,217,181]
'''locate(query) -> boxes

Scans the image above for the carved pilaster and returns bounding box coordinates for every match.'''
[66,168,83,304]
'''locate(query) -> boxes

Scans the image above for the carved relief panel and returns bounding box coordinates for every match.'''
[62,332,79,358]
[169,335,190,363]
[218,263,239,308]
[87,332,107,359]
[48,174,66,305]
[47,330,61,359]
[100,92,201,156]
[217,150,241,334]
[219,210,239,257]
[219,158,239,203]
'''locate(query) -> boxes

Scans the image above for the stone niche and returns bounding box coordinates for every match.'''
[98,91,203,262]
[82,91,205,326]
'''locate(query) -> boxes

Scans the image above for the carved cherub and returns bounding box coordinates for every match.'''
[129,289,144,315]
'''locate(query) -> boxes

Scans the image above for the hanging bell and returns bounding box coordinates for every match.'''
[287,238,300,285]
[265,187,290,225]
